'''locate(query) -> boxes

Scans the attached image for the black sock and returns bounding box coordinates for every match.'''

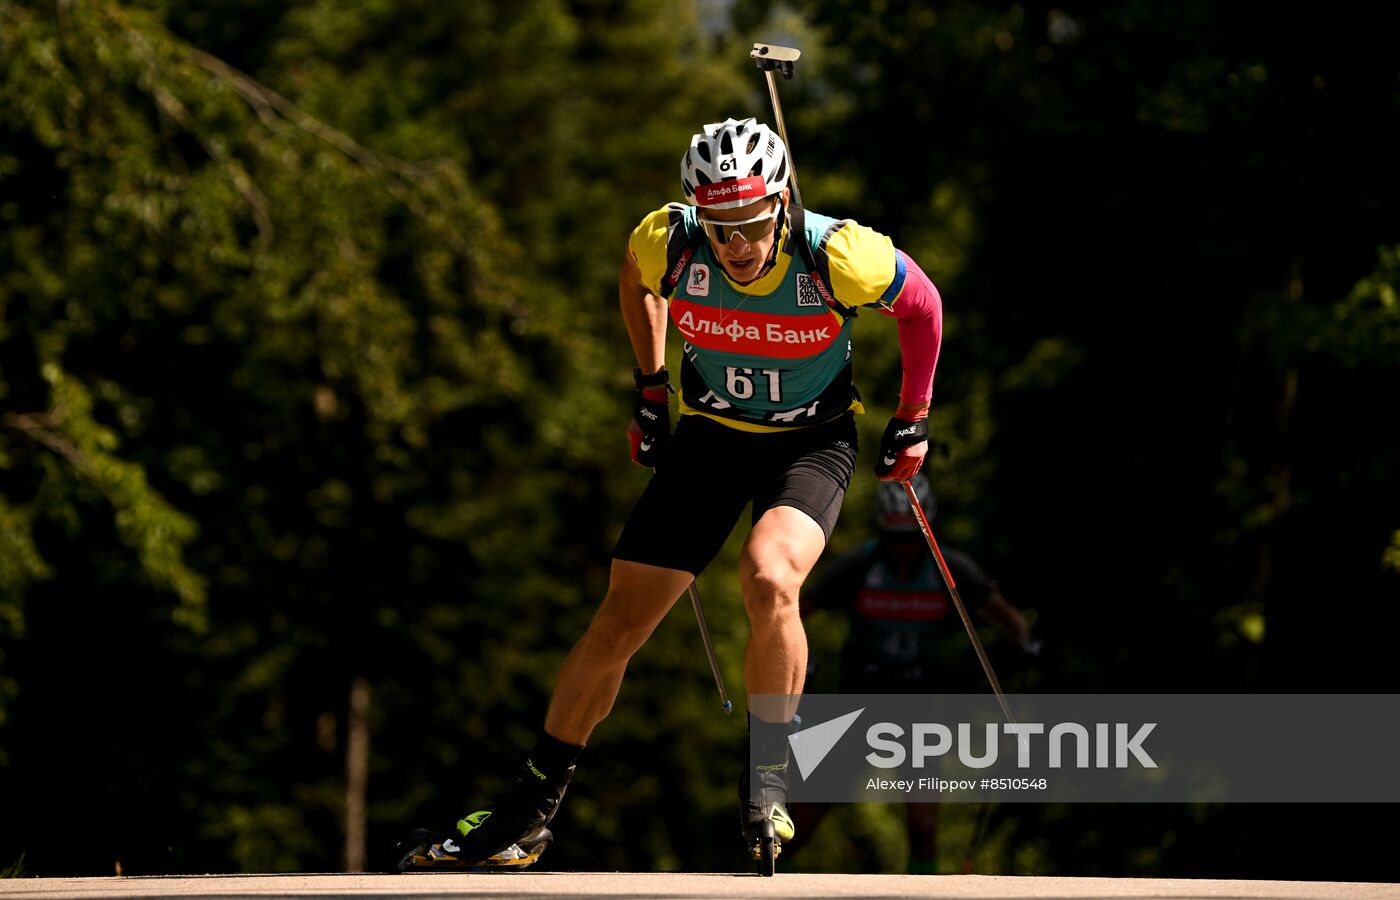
[525,731,585,781]
[748,714,794,765]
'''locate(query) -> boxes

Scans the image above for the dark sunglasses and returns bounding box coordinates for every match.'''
[698,202,781,246]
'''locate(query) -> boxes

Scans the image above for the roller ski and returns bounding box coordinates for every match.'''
[740,758,795,877]
[392,747,577,874]
[392,821,553,872]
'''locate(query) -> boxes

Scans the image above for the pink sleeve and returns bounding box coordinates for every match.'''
[878,250,942,409]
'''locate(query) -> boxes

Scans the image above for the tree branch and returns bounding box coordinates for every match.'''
[1,410,96,478]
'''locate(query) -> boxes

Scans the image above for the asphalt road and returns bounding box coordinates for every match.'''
[1,874,1398,900]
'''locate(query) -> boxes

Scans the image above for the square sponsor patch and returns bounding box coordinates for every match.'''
[686,263,710,297]
[796,273,822,308]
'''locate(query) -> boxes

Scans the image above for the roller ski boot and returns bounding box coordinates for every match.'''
[391,822,553,872]
[739,720,796,877]
[392,753,576,873]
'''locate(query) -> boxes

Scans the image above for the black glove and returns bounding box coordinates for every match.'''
[874,415,929,479]
[628,367,671,469]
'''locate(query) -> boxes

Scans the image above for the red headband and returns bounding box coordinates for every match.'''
[694,176,768,207]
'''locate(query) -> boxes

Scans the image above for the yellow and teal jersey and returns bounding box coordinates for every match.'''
[628,202,907,432]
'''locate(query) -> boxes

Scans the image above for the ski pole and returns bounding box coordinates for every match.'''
[688,580,733,715]
[902,479,1017,725]
[751,43,803,206]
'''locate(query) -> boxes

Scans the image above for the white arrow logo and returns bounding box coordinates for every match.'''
[788,708,864,779]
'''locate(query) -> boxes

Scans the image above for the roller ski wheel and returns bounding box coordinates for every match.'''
[740,758,793,877]
[392,826,553,873]
[750,819,780,877]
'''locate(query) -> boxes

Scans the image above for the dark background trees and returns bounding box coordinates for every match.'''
[2,0,1397,879]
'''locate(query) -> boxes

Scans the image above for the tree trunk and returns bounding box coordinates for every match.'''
[343,676,371,872]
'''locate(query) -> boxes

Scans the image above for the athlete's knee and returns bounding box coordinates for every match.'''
[580,595,660,662]
[740,561,803,622]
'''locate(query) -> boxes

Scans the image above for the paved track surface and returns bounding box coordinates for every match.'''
[2,874,1398,899]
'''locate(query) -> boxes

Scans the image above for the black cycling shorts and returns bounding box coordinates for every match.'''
[613,413,859,576]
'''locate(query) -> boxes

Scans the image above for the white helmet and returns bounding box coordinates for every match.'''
[875,474,936,533]
[680,117,789,209]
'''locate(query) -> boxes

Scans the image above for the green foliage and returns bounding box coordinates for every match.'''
[1385,531,1400,574]
[0,851,27,879]
[1,0,1398,881]
[1,0,762,877]
[751,0,1400,877]
[1317,245,1400,370]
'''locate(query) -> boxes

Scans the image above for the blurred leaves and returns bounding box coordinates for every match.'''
[1,0,1398,882]
[0,0,761,877]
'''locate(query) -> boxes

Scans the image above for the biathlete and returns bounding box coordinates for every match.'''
[788,474,1035,873]
[394,116,944,872]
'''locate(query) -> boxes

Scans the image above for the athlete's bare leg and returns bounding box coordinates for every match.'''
[740,505,826,723]
[543,559,694,744]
